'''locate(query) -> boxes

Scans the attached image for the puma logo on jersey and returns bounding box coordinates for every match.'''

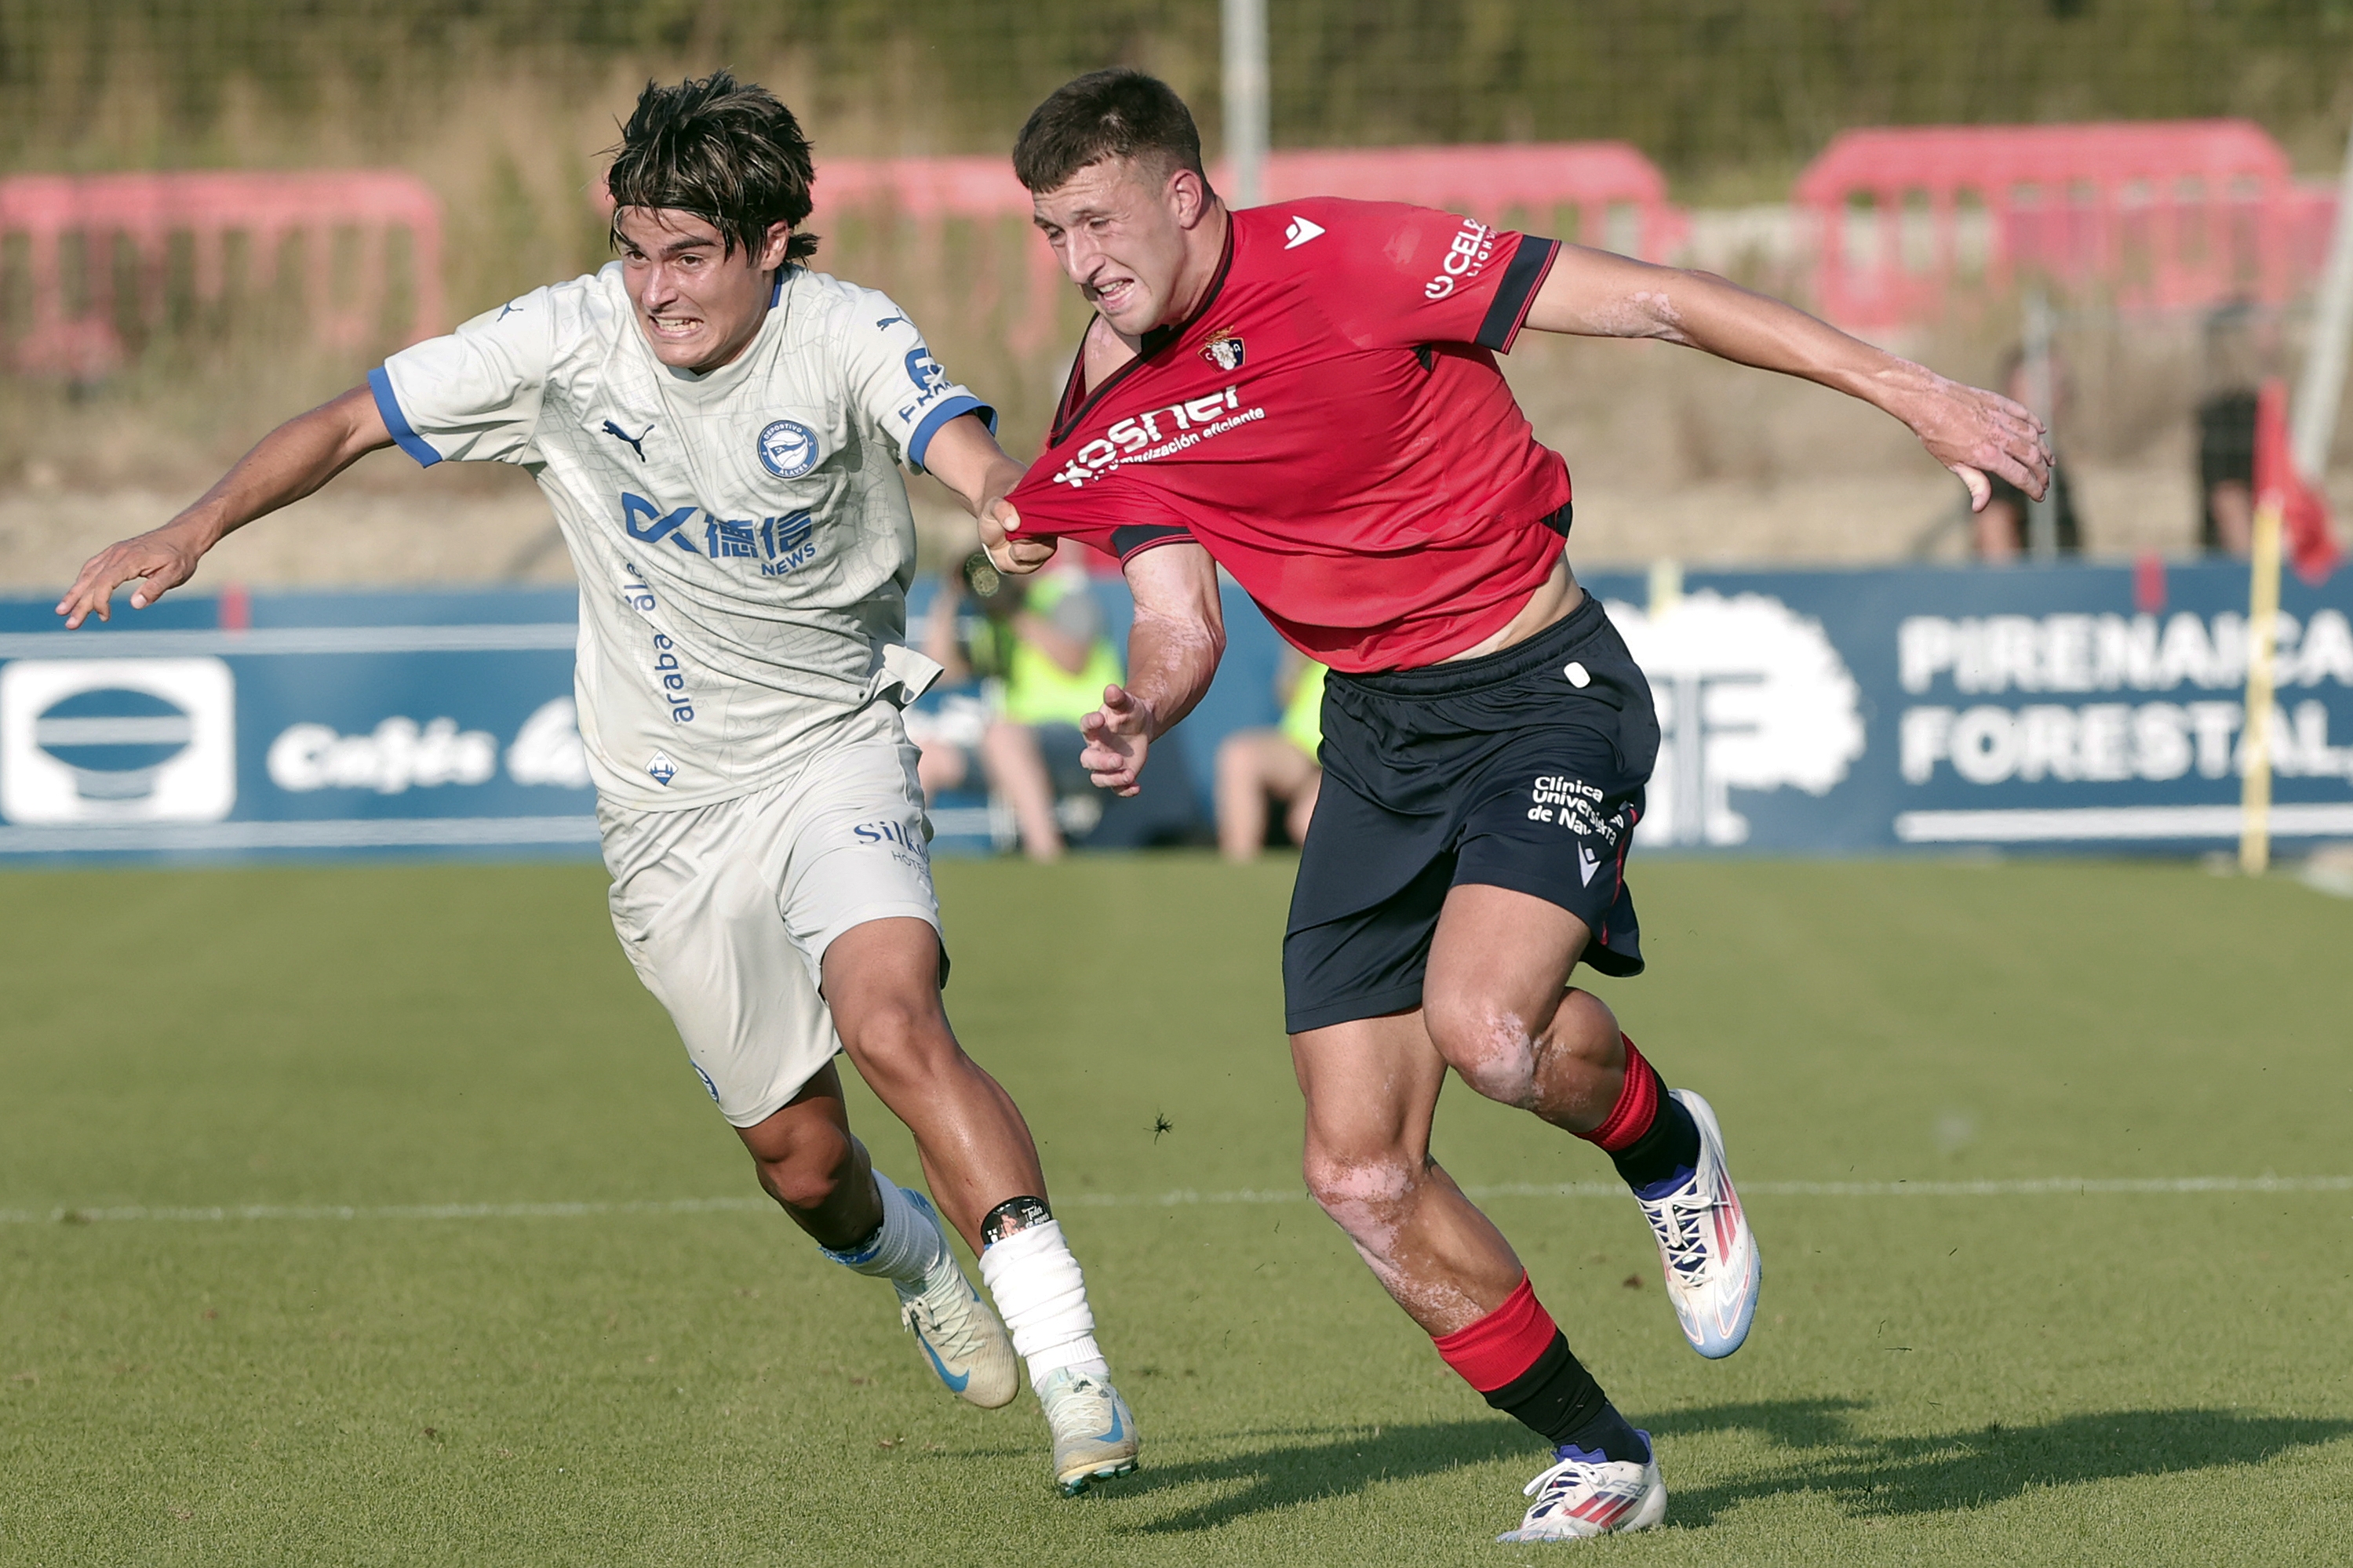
[1284,216,1325,249]
[601,420,653,460]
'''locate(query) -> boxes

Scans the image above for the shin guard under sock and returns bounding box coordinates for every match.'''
[1583,1034,1702,1195]
[1430,1275,1646,1463]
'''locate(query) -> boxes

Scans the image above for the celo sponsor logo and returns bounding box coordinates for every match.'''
[1283,215,1325,249]
[0,658,235,824]
[756,418,820,478]
[268,716,497,794]
[1200,329,1247,372]
[1611,591,1866,846]
[506,697,592,789]
[621,493,819,572]
[1048,386,1262,490]
[1422,218,1499,300]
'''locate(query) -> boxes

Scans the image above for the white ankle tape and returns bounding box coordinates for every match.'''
[821,1172,945,1285]
[978,1219,1103,1379]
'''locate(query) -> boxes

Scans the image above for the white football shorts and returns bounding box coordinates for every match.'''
[599,714,942,1128]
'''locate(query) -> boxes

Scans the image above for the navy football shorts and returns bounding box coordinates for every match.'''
[1281,592,1660,1035]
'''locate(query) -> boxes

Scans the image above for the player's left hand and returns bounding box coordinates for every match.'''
[1896,371,2053,513]
[1079,682,1156,796]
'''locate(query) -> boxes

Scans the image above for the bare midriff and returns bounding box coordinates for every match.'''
[1440,553,1583,663]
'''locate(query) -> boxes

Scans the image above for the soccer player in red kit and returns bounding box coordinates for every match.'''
[983,71,2049,1543]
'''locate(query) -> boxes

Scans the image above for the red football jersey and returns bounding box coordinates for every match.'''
[1006,198,1570,672]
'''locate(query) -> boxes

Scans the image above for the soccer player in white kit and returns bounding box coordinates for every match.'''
[56,71,1142,1496]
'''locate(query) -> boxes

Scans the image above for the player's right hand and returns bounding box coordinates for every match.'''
[980,497,1056,577]
[56,523,208,628]
[1079,682,1156,796]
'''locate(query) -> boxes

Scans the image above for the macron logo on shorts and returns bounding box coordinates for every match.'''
[1578,842,1601,886]
[1284,216,1326,249]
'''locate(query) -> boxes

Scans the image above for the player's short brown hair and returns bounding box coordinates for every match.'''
[606,71,819,264]
[1012,69,1209,196]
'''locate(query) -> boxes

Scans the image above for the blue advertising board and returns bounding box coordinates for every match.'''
[0,589,596,859]
[0,558,2347,861]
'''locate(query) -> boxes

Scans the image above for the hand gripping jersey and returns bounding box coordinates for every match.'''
[371,263,989,807]
[1004,198,1567,672]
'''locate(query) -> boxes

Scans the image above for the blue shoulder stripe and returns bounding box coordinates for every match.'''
[907,394,996,471]
[368,366,443,468]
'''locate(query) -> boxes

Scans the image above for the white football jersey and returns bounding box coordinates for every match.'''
[370,261,988,808]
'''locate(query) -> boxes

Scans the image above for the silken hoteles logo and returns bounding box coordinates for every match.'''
[1608,593,1866,847]
[0,658,237,824]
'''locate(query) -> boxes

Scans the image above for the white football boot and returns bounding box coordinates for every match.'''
[1634,1089,1761,1359]
[1036,1366,1142,1495]
[1495,1437,1667,1542]
[893,1190,1019,1409]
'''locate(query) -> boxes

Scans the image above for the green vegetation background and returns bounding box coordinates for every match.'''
[1,856,2348,1563]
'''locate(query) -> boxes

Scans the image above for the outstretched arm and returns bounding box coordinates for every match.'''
[1521,246,2049,512]
[57,385,392,627]
[1079,541,1225,796]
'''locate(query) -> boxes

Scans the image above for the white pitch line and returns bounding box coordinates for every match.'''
[2,1176,2345,1227]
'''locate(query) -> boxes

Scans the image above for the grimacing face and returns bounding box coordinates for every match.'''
[614,207,792,373]
[1029,156,1200,338]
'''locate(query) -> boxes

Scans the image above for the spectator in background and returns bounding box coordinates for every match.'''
[2198,391,2257,555]
[920,545,1124,860]
[1215,653,1325,861]
[1974,345,2082,560]
[2195,302,2263,558]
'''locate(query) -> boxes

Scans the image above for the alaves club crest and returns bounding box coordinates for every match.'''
[1200,329,1246,372]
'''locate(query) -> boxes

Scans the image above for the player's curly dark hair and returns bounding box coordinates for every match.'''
[606,71,819,264]
[1012,69,1209,195]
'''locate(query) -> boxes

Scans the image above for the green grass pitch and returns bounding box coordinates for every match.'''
[2,853,2350,1565]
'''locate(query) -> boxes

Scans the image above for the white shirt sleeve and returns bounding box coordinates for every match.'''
[369,288,559,467]
[836,291,995,474]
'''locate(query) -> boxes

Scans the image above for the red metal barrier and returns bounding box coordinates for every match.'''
[0,170,443,377]
[810,144,1687,354]
[1794,121,2333,329]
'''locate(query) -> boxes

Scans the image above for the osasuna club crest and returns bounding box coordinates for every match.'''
[1200,329,1246,372]
[756,419,819,479]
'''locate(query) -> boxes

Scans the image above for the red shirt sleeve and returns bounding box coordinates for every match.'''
[1308,199,1560,355]
[1005,466,1195,566]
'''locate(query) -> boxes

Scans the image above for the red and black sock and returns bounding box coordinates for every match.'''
[1582,1033,1701,1196]
[1432,1275,1647,1462]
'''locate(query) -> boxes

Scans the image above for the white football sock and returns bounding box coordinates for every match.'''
[818,1171,946,1286]
[978,1219,1109,1384]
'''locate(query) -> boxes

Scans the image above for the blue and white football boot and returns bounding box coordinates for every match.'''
[1496,1435,1667,1541]
[894,1190,1019,1409]
[1634,1090,1762,1359]
[1036,1366,1142,1496]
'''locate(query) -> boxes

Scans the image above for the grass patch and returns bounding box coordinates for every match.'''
[2,855,2349,1563]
